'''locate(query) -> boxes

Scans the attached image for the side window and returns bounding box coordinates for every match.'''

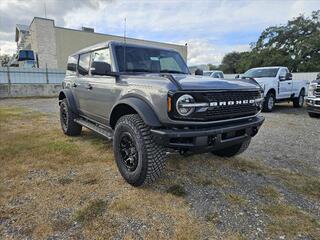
[67,55,78,73]
[160,57,180,71]
[219,73,224,78]
[78,53,91,76]
[279,68,288,78]
[91,48,112,76]
[212,72,218,78]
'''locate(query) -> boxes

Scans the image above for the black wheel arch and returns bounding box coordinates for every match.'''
[58,89,78,114]
[110,97,162,129]
[267,88,276,97]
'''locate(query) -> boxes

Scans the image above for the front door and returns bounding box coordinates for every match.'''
[86,48,120,124]
[278,68,292,99]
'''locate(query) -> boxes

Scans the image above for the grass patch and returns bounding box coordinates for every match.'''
[262,204,320,238]
[228,158,320,200]
[74,200,107,223]
[257,185,281,200]
[226,193,247,206]
[58,177,73,185]
[166,184,187,197]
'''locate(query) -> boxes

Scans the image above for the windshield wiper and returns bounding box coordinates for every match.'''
[160,70,186,74]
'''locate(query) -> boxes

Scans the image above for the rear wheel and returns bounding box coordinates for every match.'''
[212,139,251,157]
[293,90,305,108]
[308,112,320,118]
[59,98,82,136]
[262,92,275,112]
[113,114,166,186]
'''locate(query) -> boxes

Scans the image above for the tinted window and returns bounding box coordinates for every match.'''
[115,46,189,74]
[78,53,91,76]
[18,50,35,61]
[67,55,78,73]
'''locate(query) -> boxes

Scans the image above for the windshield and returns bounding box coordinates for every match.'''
[115,45,189,74]
[243,68,279,78]
[18,50,35,61]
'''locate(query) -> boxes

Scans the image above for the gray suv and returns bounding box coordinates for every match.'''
[59,41,265,186]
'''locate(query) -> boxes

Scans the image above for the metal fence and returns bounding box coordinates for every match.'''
[0,67,65,84]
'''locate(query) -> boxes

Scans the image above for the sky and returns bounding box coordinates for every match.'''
[0,0,319,65]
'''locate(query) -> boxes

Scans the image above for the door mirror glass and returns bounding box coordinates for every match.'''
[91,61,112,75]
[286,72,292,80]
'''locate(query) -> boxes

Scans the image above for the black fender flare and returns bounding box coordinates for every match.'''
[58,89,78,114]
[110,97,162,128]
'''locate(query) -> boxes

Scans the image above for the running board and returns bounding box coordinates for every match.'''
[74,118,113,140]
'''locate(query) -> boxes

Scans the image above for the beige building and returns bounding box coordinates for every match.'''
[15,17,188,69]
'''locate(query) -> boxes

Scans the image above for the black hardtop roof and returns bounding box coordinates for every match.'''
[70,41,179,57]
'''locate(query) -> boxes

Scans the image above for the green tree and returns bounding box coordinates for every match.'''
[0,54,10,67]
[220,52,242,73]
[254,10,320,72]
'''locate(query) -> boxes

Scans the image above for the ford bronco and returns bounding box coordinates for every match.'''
[59,41,265,186]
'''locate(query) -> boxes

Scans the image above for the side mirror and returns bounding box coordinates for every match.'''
[235,74,240,79]
[286,72,292,80]
[316,73,320,80]
[91,61,111,75]
[195,68,203,76]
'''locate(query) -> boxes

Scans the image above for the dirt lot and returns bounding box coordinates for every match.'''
[0,98,319,240]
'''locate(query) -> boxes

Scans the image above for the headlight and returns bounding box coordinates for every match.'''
[176,94,195,116]
[308,83,317,97]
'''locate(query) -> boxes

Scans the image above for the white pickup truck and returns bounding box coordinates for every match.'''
[240,66,308,112]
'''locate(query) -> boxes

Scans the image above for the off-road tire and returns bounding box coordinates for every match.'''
[113,114,166,186]
[262,92,275,112]
[308,112,320,118]
[60,98,82,136]
[293,90,305,108]
[212,139,251,157]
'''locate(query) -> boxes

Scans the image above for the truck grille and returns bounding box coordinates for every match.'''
[315,84,320,97]
[171,90,262,122]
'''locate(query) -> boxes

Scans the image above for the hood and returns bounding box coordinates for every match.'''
[250,77,275,88]
[172,74,261,91]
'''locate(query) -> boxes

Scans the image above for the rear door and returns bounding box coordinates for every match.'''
[73,52,93,117]
[278,68,292,99]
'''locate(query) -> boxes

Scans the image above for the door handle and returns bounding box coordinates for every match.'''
[86,84,93,90]
[288,82,292,84]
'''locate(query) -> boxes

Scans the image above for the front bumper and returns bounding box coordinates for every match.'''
[151,116,265,152]
[306,97,320,114]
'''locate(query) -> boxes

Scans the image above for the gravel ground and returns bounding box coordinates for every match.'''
[0,98,319,239]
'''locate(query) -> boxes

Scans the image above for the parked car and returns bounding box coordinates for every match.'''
[203,70,224,78]
[306,73,320,118]
[240,66,308,112]
[59,41,265,186]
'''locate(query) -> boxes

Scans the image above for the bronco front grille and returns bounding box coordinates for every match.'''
[170,90,262,122]
[315,85,320,97]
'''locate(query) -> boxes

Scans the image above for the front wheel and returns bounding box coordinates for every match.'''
[211,139,251,157]
[293,90,305,108]
[262,92,275,112]
[113,114,166,186]
[60,98,82,136]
